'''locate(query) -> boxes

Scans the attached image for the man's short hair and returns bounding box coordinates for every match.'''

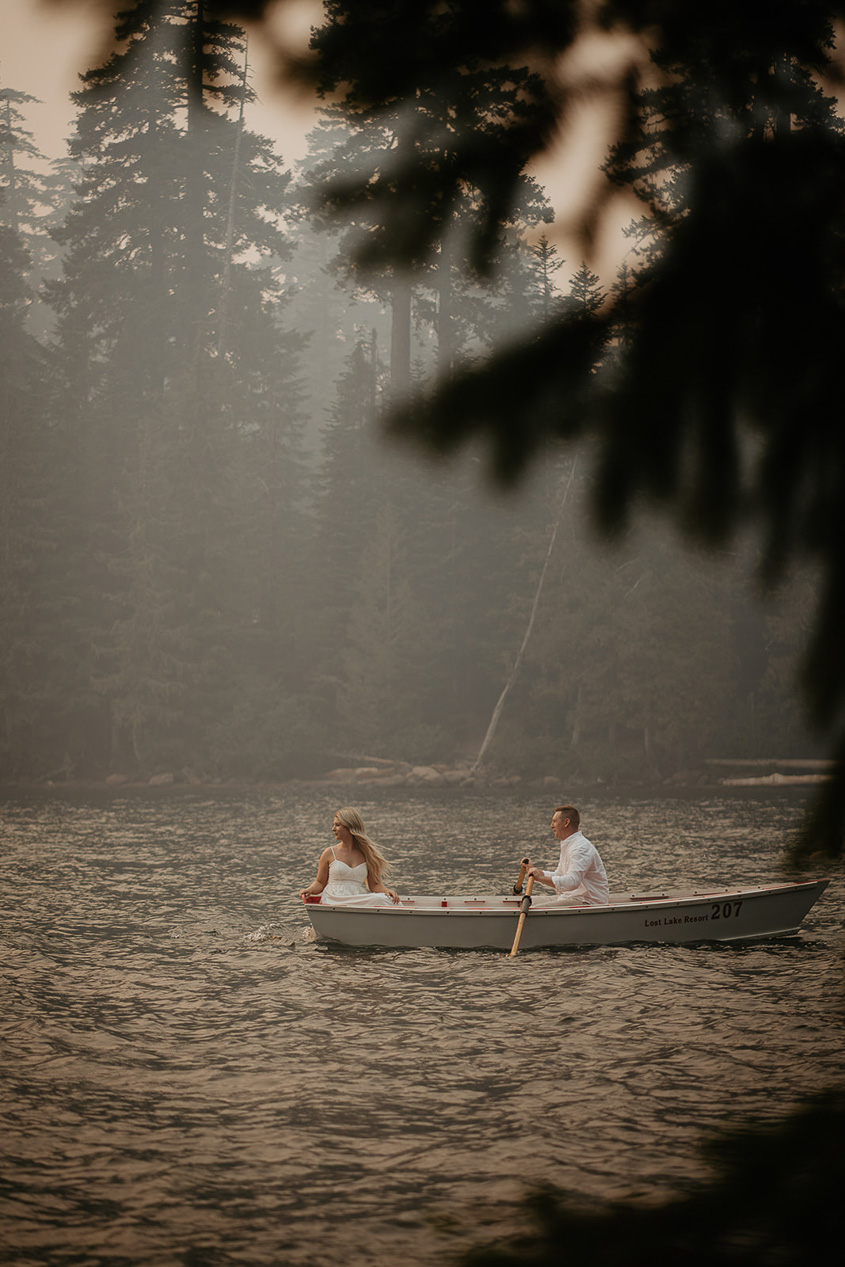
[554,805,580,830]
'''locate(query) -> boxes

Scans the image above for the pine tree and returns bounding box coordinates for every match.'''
[47,0,305,775]
[303,1,553,388]
[295,108,416,395]
[336,502,426,750]
[284,179,392,449]
[565,262,606,321]
[602,22,845,293]
[309,335,386,704]
[0,222,57,774]
[527,232,566,321]
[0,82,72,337]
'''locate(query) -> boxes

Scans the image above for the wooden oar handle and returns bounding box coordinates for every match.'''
[508,874,535,958]
[512,857,531,894]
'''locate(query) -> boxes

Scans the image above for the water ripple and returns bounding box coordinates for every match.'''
[1,787,842,1265]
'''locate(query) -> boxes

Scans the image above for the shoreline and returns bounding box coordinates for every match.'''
[0,772,830,796]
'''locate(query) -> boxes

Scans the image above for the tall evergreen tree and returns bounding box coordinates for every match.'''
[0,82,72,337]
[336,501,428,750]
[285,170,392,449]
[309,335,388,727]
[565,262,606,321]
[303,0,553,390]
[296,108,417,395]
[527,232,566,321]
[47,1,306,775]
[0,222,56,775]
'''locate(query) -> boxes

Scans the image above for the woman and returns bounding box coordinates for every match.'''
[299,808,400,905]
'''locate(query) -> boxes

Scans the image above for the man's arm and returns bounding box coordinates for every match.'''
[545,838,592,893]
[526,862,558,890]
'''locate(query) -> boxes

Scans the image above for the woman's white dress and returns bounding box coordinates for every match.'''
[320,854,393,907]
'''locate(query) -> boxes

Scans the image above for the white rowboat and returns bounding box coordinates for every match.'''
[303,879,831,951]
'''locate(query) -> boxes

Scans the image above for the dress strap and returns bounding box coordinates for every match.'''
[329,845,337,860]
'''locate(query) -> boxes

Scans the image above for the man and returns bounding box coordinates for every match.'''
[526,805,609,905]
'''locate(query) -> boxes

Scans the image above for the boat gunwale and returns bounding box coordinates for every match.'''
[310,878,830,918]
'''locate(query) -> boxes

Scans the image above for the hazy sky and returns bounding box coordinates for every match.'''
[0,0,317,161]
[1,0,630,280]
[2,0,101,151]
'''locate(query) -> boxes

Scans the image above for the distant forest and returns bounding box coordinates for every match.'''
[0,2,828,785]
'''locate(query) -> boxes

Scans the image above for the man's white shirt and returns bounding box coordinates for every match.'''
[541,830,609,905]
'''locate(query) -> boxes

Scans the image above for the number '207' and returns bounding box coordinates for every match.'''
[711,901,743,919]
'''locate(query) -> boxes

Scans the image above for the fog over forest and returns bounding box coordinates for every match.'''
[0,2,827,790]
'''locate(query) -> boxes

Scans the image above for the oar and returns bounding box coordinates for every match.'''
[508,874,534,958]
[512,856,530,894]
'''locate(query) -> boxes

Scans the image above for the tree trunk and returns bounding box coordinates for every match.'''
[436,236,453,376]
[472,460,577,772]
[217,39,248,357]
[390,277,412,394]
[570,685,582,749]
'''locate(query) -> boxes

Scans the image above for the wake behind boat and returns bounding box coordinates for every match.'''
[303,878,831,951]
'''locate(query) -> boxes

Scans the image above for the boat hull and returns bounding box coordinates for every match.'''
[304,880,831,950]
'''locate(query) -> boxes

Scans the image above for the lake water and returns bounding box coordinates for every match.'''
[1,785,842,1266]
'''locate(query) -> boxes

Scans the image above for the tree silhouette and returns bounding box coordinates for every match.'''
[47,0,305,772]
[289,0,845,854]
[52,0,845,848]
[0,222,57,775]
[454,1090,845,1267]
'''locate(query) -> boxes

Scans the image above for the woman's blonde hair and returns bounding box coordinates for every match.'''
[335,807,391,882]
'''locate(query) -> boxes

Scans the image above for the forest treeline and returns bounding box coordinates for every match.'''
[0,2,828,785]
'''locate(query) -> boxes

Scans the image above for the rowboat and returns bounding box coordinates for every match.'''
[303,878,831,951]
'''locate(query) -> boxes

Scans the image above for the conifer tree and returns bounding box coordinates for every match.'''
[527,232,566,321]
[303,0,553,388]
[296,108,417,394]
[309,335,386,707]
[0,83,72,336]
[47,0,305,774]
[0,222,57,774]
[336,502,426,750]
[284,185,391,448]
[566,262,606,322]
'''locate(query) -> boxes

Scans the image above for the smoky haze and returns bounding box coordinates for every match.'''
[0,1,822,790]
